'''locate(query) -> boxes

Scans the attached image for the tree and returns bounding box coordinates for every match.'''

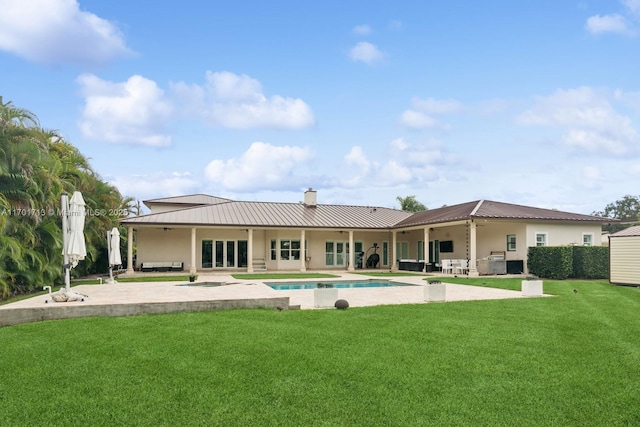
[593,195,640,234]
[0,97,132,299]
[396,195,427,212]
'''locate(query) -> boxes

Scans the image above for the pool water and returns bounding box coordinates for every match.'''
[268,280,415,291]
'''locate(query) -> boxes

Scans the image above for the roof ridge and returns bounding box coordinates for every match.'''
[470,200,485,216]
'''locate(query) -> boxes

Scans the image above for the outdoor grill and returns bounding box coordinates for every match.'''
[477,251,507,275]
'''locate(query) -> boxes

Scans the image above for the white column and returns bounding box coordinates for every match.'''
[391,230,397,271]
[247,228,254,273]
[126,226,134,274]
[300,229,306,272]
[190,227,196,275]
[348,230,355,271]
[423,227,430,272]
[468,221,479,276]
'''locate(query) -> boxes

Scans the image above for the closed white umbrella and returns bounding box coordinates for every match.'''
[106,227,121,284]
[62,191,86,292]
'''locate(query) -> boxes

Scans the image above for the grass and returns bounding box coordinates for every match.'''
[1,279,639,426]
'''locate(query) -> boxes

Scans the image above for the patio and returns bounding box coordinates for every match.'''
[0,273,539,327]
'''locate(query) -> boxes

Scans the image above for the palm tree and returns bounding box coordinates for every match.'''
[396,195,427,212]
[0,98,135,299]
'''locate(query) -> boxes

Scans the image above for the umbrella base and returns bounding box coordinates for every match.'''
[45,287,88,303]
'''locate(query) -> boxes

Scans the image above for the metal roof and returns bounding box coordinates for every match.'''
[394,199,610,228]
[144,194,232,206]
[123,200,412,229]
[123,195,611,229]
[610,225,640,237]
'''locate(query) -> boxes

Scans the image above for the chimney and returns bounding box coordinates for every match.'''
[304,188,317,207]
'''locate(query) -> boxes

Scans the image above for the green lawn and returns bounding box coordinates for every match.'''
[1,279,639,426]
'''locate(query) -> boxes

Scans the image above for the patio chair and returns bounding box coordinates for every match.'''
[455,259,469,275]
[441,259,453,274]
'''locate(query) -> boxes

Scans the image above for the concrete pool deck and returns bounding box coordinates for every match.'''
[0,273,544,327]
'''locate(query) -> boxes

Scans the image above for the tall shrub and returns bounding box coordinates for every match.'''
[572,246,609,279]
[528,246,609,280]
[527,246,574,279]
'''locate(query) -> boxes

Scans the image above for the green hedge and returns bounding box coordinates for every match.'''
[527,246,609,280]
[572,246,609,279]
[528,246,574,279]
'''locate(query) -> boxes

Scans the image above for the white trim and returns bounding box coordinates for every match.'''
[535,232,548,247]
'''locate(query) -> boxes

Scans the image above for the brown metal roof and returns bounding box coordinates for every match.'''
[144,194,232,206]
[123,200,412,229]
[123,194,611,230]
[394,199,610,228]
[610,225,640,237]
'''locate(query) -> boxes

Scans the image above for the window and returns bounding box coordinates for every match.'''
[429,240,440,263]
[270,239,276,260]
[280,239,301,260]
[382,241,389,266]
[202,240,213,268]
[582,233,593,246]
[396,241,409,260]
[238,240,248,267]
[215,241,224,267]
[226,241,235,267]
[535,233,547,247]
[325,241,335,266]
[507,235,516,251]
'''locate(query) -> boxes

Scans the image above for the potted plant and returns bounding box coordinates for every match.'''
[189,274,196,283]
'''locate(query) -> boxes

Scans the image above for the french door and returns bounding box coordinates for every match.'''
[202,239,247,268]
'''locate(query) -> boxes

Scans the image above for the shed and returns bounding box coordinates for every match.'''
[609,225,640,286]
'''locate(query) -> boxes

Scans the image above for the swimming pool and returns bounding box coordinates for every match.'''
[267,280,416,291]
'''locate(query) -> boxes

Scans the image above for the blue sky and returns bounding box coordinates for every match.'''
[1,0,639,214]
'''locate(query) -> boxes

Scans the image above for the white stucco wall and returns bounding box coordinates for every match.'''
[263,229,391,271]
[133,220,603,273]
[525,223,602,247]
[136,227,191,270]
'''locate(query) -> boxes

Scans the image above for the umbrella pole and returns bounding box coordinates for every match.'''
[107,230,116,284]
[61,193,71,292]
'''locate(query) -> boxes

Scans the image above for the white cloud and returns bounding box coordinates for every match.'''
[585,1,640,35]
[345,146,373,173]
[110,172,200,201]
[340,139,447,188]
[352,25,371,36]
[630,162,640,174]
[625,0,640,16]
[585,14,629,34]
[204,142,315,191]
[399,97,463,130]
[517,87,640,156]
[348,42,384,64]
[0,0,133,65]
[171,71,315,129]
[399,110,439,129]
[77,74,173,147]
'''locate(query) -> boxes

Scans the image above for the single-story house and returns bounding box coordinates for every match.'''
[609,225,640,286]
[120,189,608,276]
